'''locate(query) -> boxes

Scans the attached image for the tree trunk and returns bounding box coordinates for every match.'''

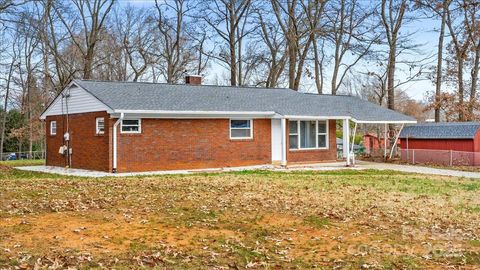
[83,47,95,79]
[0,59,14,159]
[434,2,447,122]
[458,57,465,121]
[237,26,242,86]
[287,1,296,90]
[229,6,237,86]
[313,38,323,94]
[469,39,480,118]
[387,44,396,110]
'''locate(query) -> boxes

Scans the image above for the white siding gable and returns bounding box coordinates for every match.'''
[40,84,112,119]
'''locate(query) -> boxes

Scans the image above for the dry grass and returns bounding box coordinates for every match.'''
[0,159,45,167]
[1,167,479,269]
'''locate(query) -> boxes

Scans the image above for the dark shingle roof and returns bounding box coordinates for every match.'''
[73,80,415,123]
[399,122,480,139]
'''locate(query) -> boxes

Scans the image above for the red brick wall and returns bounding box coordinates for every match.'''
[399,138,474,152]
[46,111,111,171]
[286,119,337,163]
[45,115,341,172]
[116,119,272,172]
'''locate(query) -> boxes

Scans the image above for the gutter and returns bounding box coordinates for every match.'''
[112,112,124,173]
[113,109,276,115]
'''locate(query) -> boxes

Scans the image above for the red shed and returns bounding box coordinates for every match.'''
[399,122,480,166]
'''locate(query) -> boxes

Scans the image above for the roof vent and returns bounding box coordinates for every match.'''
[185,75,202,85]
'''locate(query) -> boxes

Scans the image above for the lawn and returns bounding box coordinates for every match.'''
[0,159,45,167]
[0,167,479,269]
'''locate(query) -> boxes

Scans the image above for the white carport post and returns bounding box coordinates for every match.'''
[384,123,388,159]
[389,123,405,159]
[350,122,358,165]
[343,119,350,166]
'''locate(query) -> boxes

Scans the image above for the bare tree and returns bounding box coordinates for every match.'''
[113,6,157,81]
[198,0,252,86]
[154,0,197,83]
[53,0,114,80]
[256,9,287,88]
[0,35,17,158]
[380,0,409,111]
[443,0,480,120]
[311,34,326,93]
[327,0,379,95]
[38,0,77,93]
[464,1,480,117]
[270,0,326,90]
[416,0,451,122]
[190,29,211,76]
[0,0,29,25]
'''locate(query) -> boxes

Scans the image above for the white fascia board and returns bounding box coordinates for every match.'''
[352,119,417,124]
[283,115,351,120]
[111,110,277,119]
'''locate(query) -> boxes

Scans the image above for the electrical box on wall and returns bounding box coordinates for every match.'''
[64,132,70,141]
[58,145,67,155]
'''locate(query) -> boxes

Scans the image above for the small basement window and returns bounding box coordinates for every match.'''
[50,121,57,135]
[96,117,105,134]
[230,119,253,139]
[121,119,141,133]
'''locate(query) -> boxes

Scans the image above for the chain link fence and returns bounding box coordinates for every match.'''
[399,148,480,166]
[1,151,45,161]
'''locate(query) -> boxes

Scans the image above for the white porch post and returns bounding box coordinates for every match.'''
[384,123,388,159]
[343,119,350,166]
[280,118,287,166]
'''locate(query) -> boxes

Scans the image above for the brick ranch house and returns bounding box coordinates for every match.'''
[40,77,415,173]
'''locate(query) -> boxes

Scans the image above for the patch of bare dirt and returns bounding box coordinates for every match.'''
[1,211,242,257]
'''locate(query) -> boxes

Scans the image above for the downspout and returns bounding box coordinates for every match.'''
[112,112,124,173]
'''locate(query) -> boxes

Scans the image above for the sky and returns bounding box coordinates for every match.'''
[120,0,444,102]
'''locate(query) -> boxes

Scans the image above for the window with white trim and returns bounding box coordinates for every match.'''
[121,119,141,133]
[96,117,105,134]
[289,120,328,150]
[230,119,253,139]
[50,121,57,135]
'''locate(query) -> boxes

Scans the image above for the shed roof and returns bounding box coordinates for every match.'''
[65,80,414,123]
[399,122,480,139]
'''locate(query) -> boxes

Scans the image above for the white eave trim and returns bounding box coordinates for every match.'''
[111,110,277,119]
[283,115,351,120]
[352,119,417,124]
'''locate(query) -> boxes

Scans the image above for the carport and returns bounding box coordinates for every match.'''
[335,100,417,166]
[343,119,416,166]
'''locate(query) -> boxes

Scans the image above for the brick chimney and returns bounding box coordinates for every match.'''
[185,75,202,85]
